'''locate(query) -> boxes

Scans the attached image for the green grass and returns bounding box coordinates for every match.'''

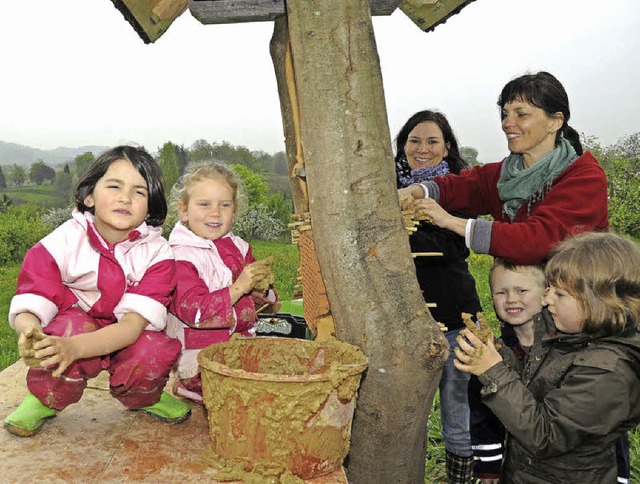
[252,240,300,301]
[1,185,63,207]
[0,244,638,480]
[0,264,19,371]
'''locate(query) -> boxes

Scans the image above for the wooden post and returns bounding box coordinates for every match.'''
[269,17,309,213]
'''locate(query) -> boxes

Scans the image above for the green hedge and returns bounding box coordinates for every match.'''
[0,205,50,265]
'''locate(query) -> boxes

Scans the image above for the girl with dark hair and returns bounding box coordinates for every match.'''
[75,145,168,227]
[395,110,482,483]
[399,71,608,266]
[4,145,191,437]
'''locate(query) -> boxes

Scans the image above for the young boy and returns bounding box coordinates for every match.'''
[469,258,546,481]
[469,258,630,483]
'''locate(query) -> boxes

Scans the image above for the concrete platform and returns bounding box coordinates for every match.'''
[0,361,347,483]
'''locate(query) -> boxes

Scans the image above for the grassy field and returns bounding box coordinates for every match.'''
[0,264,19,370]
[0,185,63,207]
[0,242,637,479]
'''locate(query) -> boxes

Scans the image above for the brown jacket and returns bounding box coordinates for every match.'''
[479,310,640,483]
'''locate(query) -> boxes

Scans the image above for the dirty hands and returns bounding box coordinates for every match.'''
[453,329,502,376]
[252,284,282,314]
[18,327,47,368]
[21,331,81,378]
[398,184,425,205]
[249,257,276,293]
[412,198,453,227]
[398,185,458,230]
[231,258,275,304]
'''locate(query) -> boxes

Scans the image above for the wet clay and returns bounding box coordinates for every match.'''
[18,328,47,367]
[198,336,367,482]
[462,312,502,351]
[252,257,276,293]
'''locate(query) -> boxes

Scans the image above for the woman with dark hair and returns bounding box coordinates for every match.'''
[399,71,609,266]
[395,110,482,483]
[395,110,469,184]
[397,73,617,481]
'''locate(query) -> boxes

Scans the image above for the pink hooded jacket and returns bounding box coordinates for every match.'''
[9,210,176,331]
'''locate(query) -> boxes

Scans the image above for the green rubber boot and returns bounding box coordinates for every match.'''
[4,393,57,437]
[140,391,191,424]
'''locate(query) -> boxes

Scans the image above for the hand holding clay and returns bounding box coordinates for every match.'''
[462,312,501,350]
[18,327,47,368]
[453,328,502,376]
[249,257,276,293]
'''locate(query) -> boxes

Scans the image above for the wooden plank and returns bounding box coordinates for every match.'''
[153,0,188,20]
[399,0,478,32]
[110,0,188,43]
[189,0,403,24]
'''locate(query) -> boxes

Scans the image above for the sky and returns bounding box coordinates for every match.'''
[1,0,639,162]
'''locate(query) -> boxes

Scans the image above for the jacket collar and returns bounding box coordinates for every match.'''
[168,220,234,249]
[72,209,157,255]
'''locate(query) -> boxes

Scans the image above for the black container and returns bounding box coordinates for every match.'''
[255,313,310,340]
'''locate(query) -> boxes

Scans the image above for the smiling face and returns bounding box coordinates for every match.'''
[403,121,449,170]
[83,159,149,244]
[501,100,563,167]
[543,284,585,334]
[491,265,546,327]
[179,176,236,241]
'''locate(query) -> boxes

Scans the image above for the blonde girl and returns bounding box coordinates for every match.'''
[167,161,276,404]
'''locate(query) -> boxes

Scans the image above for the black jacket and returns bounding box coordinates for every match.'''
[410,219,481,331]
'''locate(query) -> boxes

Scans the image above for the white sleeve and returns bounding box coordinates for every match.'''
[418,183,430,199]
[465,219,474,249]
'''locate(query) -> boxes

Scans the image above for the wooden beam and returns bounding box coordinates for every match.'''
[189,0,403,25]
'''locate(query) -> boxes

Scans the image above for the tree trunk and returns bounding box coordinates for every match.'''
[282,1,449,482]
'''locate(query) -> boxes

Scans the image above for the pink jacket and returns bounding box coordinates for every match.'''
[167,222,258,352]
[9,210,176,331]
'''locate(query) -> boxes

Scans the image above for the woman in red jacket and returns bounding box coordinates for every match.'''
[399,71,608,266]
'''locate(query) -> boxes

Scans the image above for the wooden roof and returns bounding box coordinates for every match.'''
[110,0,477,43]
[400,0,478,33]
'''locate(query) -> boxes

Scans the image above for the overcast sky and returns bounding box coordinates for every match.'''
[1,0,638,162]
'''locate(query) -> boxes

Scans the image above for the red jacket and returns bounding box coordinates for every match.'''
[433,152,609,264]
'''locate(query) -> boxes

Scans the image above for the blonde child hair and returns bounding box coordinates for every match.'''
[488,257,546,292]
[169,161,247,220]
[546,232,640,335]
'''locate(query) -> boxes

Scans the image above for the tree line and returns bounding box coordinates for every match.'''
[581,132,640,238]
[0,140,293,250]
[1,133,639,242]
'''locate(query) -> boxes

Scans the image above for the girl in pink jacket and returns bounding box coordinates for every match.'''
[4,146,191,437]
[167,162,276,404]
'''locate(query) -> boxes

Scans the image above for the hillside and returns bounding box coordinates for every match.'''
[0,141,110,168]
